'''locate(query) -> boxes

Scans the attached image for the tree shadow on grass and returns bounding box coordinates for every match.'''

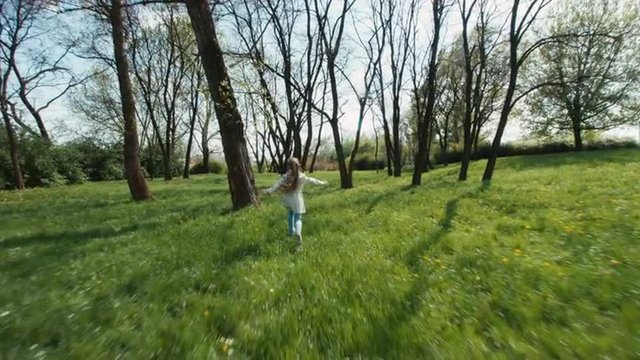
[365,184,414,214]
[366,187,483,356]
[0,219,175,281]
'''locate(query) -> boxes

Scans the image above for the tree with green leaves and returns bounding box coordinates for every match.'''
[524,0,640,149]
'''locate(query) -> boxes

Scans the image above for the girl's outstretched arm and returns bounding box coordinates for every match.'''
[303,174,328,186]
[264,176,285,194]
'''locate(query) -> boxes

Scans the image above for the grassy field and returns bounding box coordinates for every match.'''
[1,149,639,359]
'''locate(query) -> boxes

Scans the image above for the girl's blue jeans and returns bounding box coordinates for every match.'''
[287,210,302,236]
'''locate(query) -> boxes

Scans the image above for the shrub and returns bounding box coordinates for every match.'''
[190,160,227,175]
[434,139,638,165]
[353,156,385,171]
[0,135,125,189]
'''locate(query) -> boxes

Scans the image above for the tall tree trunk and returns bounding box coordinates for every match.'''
[309,117,323,173]
[347,103,366,184]
[185,0,259,209]
[373,121,380,173]
[392,105,402,177]
[183,116,196,179]
[293,131,302,159]
[110,0,151,201]
[330,120,351,188]
[1,111,24,189]
[201,107,211,173]
[426,120,434,170]
[458,5,474,181]
[301,109,313,170]
[382,121,393,176]
[412,0,443,186]
[572,117,583,150]
[326,55,351,188]
[482,43,517,182]
[472,121,481,159]
[163,146,172,180]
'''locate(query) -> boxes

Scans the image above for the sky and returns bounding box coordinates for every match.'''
[10,0,640,147]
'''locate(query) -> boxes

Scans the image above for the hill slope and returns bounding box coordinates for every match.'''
[1,149,639,358]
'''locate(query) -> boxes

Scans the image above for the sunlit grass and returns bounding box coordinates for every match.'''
[1,148,639,358]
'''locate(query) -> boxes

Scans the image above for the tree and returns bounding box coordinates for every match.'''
[313,0,354,188]
[185,0,260,209]
[482,0,553,182]
[433,46,463,165]
[0,65,24,189]
[524,0,640,149]
[374,0,416,177]
[456,0,504,178]
[456,0,477,181]
[57,0,151,200]
[343,1,385,186]
[69,68,124,143]
[0,0,87,144]
[183,55,202,179]
[109,0,152,200]
[411,0,449,185]
[130,8,193,181]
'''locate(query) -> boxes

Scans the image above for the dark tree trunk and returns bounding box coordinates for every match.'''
[426,120,435,170]
[183,112,196,178]
[309,117,323,173]
[482,0,551,182]
[301,109,313,170]
[572,117,583,150]
[392,103,402,177]
[185,0,259,209]
[347,103,366,184]
[458,6,474,182]
[110,0,151,201]
[1,111,24,189]
[163,147,172,181]
[472,119,481,159]
[293,130,302,159]
[202,146,210,172]
[326,56,351,188]
[382,121,393,176]
[330,120,351,188]
[201,110,211,173]
[412,0,443,186]
[482,39,518,182]
[373,122,380,173]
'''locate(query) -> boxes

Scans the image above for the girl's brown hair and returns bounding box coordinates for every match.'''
[281,158,301,192]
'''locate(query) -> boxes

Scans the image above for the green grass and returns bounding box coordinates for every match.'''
[1,149,639,359]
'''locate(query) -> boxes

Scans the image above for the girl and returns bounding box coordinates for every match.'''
[264,158,328,251]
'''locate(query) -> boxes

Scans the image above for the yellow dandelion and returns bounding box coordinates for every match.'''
[513,249,523,256]
[501,257,510,264]
[563,226,573,233]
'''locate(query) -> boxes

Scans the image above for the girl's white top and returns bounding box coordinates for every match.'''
[265,172,327,213]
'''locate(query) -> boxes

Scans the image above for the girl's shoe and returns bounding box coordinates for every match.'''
[294,234,302,252]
